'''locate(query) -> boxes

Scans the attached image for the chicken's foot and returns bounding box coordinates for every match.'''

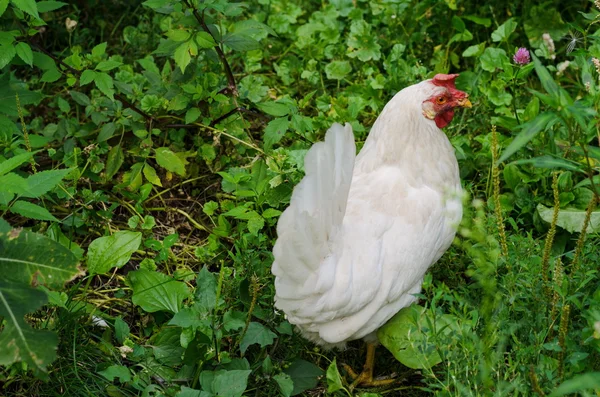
[342,342,397,388]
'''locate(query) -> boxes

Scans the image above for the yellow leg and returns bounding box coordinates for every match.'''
[342,342,396,388]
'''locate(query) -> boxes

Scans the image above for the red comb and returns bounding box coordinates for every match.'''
[432,73,459,89]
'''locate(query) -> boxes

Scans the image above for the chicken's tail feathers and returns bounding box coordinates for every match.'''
[272,123,355,286]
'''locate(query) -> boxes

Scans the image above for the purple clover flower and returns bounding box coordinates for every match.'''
[513,48,531,65]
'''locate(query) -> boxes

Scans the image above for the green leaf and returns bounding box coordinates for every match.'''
[240,322,276,354]
[223,310,246,331]
[510,156,584,173]
[537,204,600,234]
[95,60,123,72]
[0,282,57,377]
[114,317,130,344]
[0,226,81,288]
[256,101,290,117]
[549,372,600,397]
[94,72,114,100]
[10,200,58,221]
[498,112,557,163]
[462,43,485,57]
[70,90,91,106]
[194,31,216,48]
[185,107,201,124]
[0,44,16,69]
[15,42,33,66]
[0,173,28,195]
[326,358,344,393]
[378,304,460,369]
[98,365,132,382]
[346,19,381,61]
[173,42,192,73]
[325,60,351,80]
[128,269,190,313]
[80,70,97,86]
[0,73,43,116]
[531,53,559,99]
[150,327,184,366]
[263,117,289,150]
[284,359,324,396]
[143,163,162,186]
[91,42,107,58]
[86,231,142,275]
[223,33,259,51]
[105,144,124,180]
[36,1,68,12]
[247,215,264,236]
[167,29,191,42]
[22,168,71,198]
[155,147,186,176]
[480,47,508,72]
[0,151,33,176]
[491,18,517,42]
[98,122,116,142]
[195,267,217,311]
[273,373,294,397]
[0,0,9,16]
[200,369,252,397]
[11,0,40,19]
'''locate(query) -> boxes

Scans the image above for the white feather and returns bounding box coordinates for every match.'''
[272,79,463,348]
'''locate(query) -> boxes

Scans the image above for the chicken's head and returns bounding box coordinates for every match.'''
[421,74,472,128]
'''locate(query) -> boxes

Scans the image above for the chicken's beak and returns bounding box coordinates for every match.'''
[457,96,472,108]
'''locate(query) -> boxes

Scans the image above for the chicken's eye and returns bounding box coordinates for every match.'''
[436,96,447,104]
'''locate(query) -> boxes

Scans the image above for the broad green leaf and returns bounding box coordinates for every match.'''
[256,101,290,117]
[86,231,142,275]
[94,72,114,99]
[174,42,191,73]
[0,282,57,377]
[325,60,351,80]
[105,144,124,180]
[223,33,259,51]
[223,310,246,331]
[200,369,252,397]
[185,107,201,124]
[21,168,72,198]
[462,43,485,57]
[0,0,9,16]
[150,327,184,366]
[0,44,16,69]
[194,31,216,48]
[480,47,508,72]
[15,42,33,67]
[326,358,344,393]
[167,29,191,42]
[79,69,96,85]
[98,365,132,382]
[91,42,107,57]
[11,0,40,19]
[95,60,123,71]
[195,267,217,311]
[36,1,68,12]
[155,147,186,176]
[240,322,276,354]
[10,200,58,221]
[0,73,43,117]
[128,269,190,313]
[346,19,381,61]
[0,151,34,176]
[0,226,81,288]
[114,317,129,344]
[70,90,91,106]
[0,173,28,195]
[537,204,600,233]
[143,163,162,186]
[273,373,294,397]
[176,387,206,397]
[284,359,324,396]
[263,117,289,150]
[98,122,116,142]
[549,372,600,397]
[378,304,460,369]
[491,18,517,42]
[498,112,557,163]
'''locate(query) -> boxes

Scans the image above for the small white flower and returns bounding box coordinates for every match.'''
[118,345,134,357]
[556,61,570,75]
[65,17,77,32]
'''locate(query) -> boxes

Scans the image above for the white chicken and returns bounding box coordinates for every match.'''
[272,74,471,386]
